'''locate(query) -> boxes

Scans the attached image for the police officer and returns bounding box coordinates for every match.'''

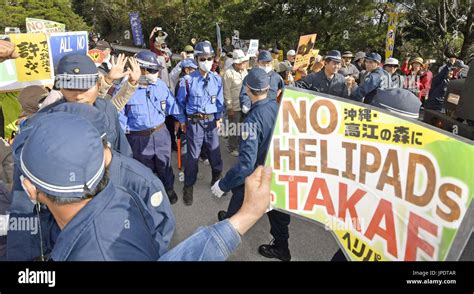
[295,50,351,98]
[18,113,161,260]
[7,104,175,260]
[34,54,133,157]
[124,50,185,204]
[211,68,291,261]
[240,50,285,112]
[175,41,224,206]
[350,52,391,103]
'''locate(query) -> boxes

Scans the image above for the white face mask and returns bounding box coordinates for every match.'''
[20,175,38,205]
[139,72,159,85]
[199,60,213,73]
[145,72,159,84]
[187,53,194,59]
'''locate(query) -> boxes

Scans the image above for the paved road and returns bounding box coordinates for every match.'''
[168,138,473,261]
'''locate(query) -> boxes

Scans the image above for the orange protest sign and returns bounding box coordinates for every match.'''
[88,49,105,65]
[294,33,317,70]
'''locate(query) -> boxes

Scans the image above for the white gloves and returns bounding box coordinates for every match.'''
[242,105,250,114]
[211,180,226,198]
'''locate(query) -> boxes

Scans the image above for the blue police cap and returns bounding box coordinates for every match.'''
[47,103,108,139]
[20,112,105,198]
[371,88,421,119]
[325,50,342,63]
[258,50,273,62]
[365,52,382,63]
[181,58,198,69]
[55,54,99,90]
[246,68,270,92]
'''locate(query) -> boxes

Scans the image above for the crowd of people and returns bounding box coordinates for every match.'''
[0,24,472,261]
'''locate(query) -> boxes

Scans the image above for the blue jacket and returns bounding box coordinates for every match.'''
[425,64,453,111]
[124,80,185,131]
[6,149,176,260]
[219,97,279,192]
[295,70,349,98]
[6,186,241,261]
[240,70,284,112]
[175,70,224,123]
[351,67,391,103]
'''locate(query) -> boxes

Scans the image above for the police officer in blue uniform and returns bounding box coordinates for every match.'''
[240,50,285,113]
[17,113,162,261]
[211,68,291,261]
[350,52,391,103]
[7,103,176,260]
[36,54,133,157]
[124,50,185,204]
[175,41,224,205]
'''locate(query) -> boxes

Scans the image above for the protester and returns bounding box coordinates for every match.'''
[0,40,19,63]
[402,56,432,103]
[240,50,284,111]
[270,48,280,71]
[93,40,113,75]
[338,51,360,80]
[353,51,366,83]
[383,57,404,89]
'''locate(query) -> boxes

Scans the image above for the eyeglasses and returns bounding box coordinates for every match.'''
[385,65,398,68]
[147,68,160,74]
[198,57,213,62]
[185,51,194,54]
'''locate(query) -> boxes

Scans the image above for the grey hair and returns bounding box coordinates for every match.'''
[42,167,109,205]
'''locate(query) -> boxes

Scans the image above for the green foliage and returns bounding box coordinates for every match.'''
[1,0,471,64]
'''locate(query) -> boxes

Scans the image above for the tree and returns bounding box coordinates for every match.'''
[399,0,473,60]
[0,0,90,32]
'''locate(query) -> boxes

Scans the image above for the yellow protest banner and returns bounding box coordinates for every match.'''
[266,88,474,261]
[294,33,317,70]
[385,11,398,60]
[8,33,53,82]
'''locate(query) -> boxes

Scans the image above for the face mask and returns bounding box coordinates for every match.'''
[20,175,38,205]
[263,65,273,73]
[103,54,111,64]
[187,53,194,59]
[139,72,159,85]
[199,60,213,73]
[145,72,159,84]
